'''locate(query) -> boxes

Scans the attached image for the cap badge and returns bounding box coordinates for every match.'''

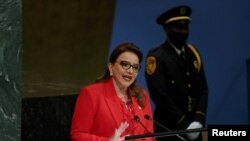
[180,7,187,15]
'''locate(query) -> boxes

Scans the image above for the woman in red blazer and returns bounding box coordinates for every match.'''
[71,43,154,141]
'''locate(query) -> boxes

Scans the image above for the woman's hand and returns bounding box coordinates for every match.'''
[109,122,129,141]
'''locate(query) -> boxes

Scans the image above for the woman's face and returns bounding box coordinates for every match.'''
[109,51,140,89]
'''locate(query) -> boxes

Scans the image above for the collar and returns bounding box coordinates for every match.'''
[168,40,185,55]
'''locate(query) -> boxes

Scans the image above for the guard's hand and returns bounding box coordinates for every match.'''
[186,121,202,140]
[109,121,129,141]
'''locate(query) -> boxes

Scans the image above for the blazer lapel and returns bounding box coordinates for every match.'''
[104,79,123,127]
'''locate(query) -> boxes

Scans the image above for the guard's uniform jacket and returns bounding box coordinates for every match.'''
[145,41,208,139]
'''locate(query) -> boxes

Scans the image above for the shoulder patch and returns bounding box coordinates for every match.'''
[146,56,157,75]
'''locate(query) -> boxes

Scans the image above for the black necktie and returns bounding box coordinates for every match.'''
[180,51,186,60]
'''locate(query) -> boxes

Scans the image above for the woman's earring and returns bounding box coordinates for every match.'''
[110,72,113,76]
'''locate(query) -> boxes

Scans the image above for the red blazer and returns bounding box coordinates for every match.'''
[71,78,154,141]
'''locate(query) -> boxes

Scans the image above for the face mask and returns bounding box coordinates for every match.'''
[167,31,189,49]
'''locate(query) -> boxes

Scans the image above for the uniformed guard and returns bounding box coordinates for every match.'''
[145,5,208,141]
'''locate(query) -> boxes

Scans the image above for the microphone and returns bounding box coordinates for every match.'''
[144,114,187,141]
[134,115,151,134]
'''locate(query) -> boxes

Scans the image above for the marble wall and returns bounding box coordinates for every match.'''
[0,0,21,140]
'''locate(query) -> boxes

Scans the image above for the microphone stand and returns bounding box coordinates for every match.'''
[149,119,187,141]
[125,128,207,140]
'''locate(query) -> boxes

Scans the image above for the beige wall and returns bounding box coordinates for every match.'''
[22,0,116,98]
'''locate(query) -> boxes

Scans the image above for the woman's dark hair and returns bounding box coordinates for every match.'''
[109,42,143,64]
[95,42,146,108]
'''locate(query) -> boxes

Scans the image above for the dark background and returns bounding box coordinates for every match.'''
[110,0,250,125]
